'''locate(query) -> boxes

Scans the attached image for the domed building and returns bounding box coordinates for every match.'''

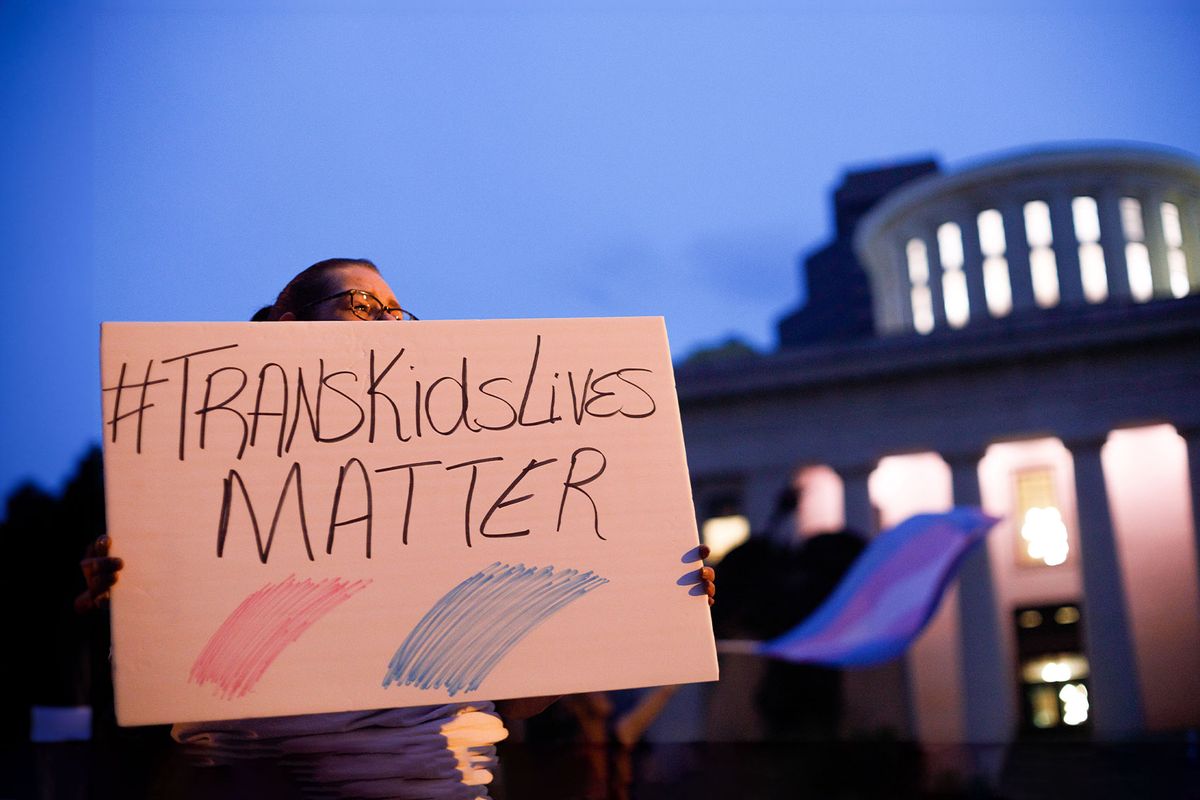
[856,146,1200,334]
[677,143,1200,771]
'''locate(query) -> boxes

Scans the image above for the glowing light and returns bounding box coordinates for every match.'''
[978,209,1007,255]
[1014,468,1066,567]
[938,222,964,268]
[907,238,929,283]
[983,256,1012,316]
[943,270,969,328]
[1079,243,1108,303]
[1060,683,1089,726]
[1071,196,1102,242]
[912,287,934,334]
[1054,606,1080,625]
[1030,249,1061,308]
[1169,252,1190,298]
[701,515,750,564]
[1018,609,1043,628]
[1041,661,1071,683]
[1024,201,1053,247]
[1031,685,1059,728]
[1021,653,1090,684]
[1021,506,1069,566]
[1127,243,1153,302]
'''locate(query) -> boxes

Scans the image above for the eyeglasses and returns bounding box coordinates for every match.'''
[298,289,419,321]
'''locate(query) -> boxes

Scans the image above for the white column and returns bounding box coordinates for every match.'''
[1182,428,1200,614]
[1097,188,1132,301]
[1141,193,1173,299]
[956,209,989,323]
[839,463,876,538]
[947,454,1016,752]
[924,229,949,330]
[1049,193,1085,306]
[1068,438,1145,737]
[999,199,1036,313]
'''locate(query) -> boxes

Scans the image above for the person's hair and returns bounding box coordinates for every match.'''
[249,305,273,322]
[268,258,380,321]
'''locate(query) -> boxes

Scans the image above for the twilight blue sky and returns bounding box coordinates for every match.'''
[2,0,1199,497]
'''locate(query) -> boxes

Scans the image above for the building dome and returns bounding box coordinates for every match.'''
[854,144,1200,336]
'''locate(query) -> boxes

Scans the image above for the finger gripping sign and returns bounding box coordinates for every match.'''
[100,318,718,726]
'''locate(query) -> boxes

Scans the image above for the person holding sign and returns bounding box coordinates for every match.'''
[82,257,716,798]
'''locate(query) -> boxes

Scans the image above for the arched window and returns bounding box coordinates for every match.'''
[938,222,969,328]
[1024,201,1060,308]
[1161,202,1190,298]
[907,238,934,334]
[1015,468,1069,567]
[977,209,1012,317]
[1072,196,1108,303]
[1121,198,1154,302]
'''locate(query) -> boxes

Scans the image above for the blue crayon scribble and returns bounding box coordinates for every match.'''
[383,562,609,696]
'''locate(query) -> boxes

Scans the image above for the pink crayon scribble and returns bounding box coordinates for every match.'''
[190,575,371,699]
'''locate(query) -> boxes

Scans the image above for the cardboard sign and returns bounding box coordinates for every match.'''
[100,318,717,726]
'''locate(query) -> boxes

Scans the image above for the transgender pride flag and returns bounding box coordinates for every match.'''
[760,508,999,667]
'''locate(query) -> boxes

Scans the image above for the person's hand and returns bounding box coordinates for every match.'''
[683,544,716,607]
[75,535,124,614]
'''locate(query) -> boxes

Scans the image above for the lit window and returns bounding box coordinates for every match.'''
[907,238,934,334]
[1072,196,1102,242]
[1072,197,1108,303]
[938,222,969,328]
[938,221,965,268]
[1120,196,1145,240]
[700,515,749,564]
[1015,468,1068,567]
[1015,604,1089,731]
[1121,198,1153,302]
[978,209,1006,255]
[1025,200,1054,247]
[1025,201,1060,308]
[977,209,1012,316]
[1162,202,1190,298]
[1028,681,1091,728]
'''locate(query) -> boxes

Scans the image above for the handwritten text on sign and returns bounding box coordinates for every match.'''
[100,319,717,725]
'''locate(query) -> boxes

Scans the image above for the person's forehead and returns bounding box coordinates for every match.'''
[329,264,399,301]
